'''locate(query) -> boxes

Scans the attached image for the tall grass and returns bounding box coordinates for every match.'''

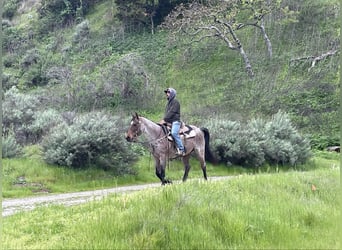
[3,165,339,249]
[2,153,235,198]
[3,149,337,198]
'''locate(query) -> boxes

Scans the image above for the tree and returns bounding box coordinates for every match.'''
[162,0,284,77]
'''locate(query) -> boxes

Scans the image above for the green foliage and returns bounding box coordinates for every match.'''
[262,111,312,165]
[2,87,66,144]
[2,25,26,53]
[2,0,20,19]
[37,0,100,33]
[72,19,90,44]
[2,132,23,158]
[309,133,340,150]
[205,111,311,168]
[27,109,65,143]
[115,0,190,33]
[42,111,139,174]
[2,87,41,143]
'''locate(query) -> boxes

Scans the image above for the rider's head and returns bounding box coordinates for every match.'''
[164,87,176,100]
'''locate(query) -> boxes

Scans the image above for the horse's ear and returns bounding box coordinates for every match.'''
[134,112,139,119]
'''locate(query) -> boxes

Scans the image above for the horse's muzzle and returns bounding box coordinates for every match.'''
[125,133,134,142]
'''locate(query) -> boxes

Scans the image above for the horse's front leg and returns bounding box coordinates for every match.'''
[155,157,172,185]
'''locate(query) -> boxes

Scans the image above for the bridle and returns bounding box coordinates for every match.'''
[127,118,168,146]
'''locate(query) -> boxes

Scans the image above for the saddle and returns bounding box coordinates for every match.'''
[160,122,196,141]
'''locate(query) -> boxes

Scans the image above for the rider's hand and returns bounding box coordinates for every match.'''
[159,119,166,125]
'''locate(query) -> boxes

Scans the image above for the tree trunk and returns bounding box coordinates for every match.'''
[239,46,254,77]
[259,19,272,58]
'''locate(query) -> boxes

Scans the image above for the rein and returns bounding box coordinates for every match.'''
[135,133,168,146]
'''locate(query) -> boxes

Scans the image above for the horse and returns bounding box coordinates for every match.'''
[125,113,217,185]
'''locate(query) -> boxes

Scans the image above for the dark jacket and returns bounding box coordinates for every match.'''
[164,88,180,123]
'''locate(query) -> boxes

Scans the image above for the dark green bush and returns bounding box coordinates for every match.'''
[205,111,312,168]
[42,112,139,175]
[37,0,100,33]
[309,133,340,150]
[2,0,20,19]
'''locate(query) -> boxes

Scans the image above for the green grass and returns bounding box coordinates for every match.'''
[3,148,339,198]
[2,164,339,249]
[2,151,240,198]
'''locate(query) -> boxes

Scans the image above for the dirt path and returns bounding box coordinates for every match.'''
[2,176,231,217]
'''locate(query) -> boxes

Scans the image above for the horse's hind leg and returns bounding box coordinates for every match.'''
[196,150,207,180]
[201,161,207,180]
[182,155,191,182]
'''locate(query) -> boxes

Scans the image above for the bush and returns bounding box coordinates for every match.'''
[42,111,139,175]
[204,111,312,168]
[73,19,90,44]
[2,86,41,143]
[262,112,312,165]
[2,87,64,144]
[2,132,22,158]
[26,109,64,143]
[2,0,20,19]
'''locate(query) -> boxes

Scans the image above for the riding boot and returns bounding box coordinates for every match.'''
[176,147,186,156]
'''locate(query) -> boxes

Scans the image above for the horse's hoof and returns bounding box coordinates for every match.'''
[161,179,172,185]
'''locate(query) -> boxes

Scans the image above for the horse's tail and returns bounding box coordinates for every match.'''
[200,127,218,164]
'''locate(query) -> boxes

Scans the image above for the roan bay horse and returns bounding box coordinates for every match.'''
[125,113,217,185]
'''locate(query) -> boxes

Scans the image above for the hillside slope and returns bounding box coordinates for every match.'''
[2,0,339,147]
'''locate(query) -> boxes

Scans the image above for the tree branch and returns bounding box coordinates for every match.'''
[309,49,338,69]
[290,49,339,70]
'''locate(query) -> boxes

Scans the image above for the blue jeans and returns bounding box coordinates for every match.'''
[171,121,185,152]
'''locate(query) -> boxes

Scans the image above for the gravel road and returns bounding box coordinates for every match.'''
[2,176,231,217]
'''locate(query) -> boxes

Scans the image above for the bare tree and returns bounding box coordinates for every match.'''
[162,0,279,77]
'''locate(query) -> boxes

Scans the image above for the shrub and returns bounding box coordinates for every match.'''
[2,0,20,19]
[21,49,40,68]
[2,87,64,144]
[73,19,90,44]
[2,132,22,158]
[204,111,312,168]
[2,86,41,143]
[262,112,312,165]
[26,109,64,143]
[42,111,139,175]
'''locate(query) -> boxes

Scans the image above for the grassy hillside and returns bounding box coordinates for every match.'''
[2,0,339,135]
[1,0,339,174]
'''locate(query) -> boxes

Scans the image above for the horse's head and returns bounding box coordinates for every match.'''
[125,113,142,142]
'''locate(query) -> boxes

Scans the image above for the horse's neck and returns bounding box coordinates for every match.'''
[141,117,162,140]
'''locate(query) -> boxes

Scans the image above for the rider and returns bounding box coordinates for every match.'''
[159,87,186,156]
